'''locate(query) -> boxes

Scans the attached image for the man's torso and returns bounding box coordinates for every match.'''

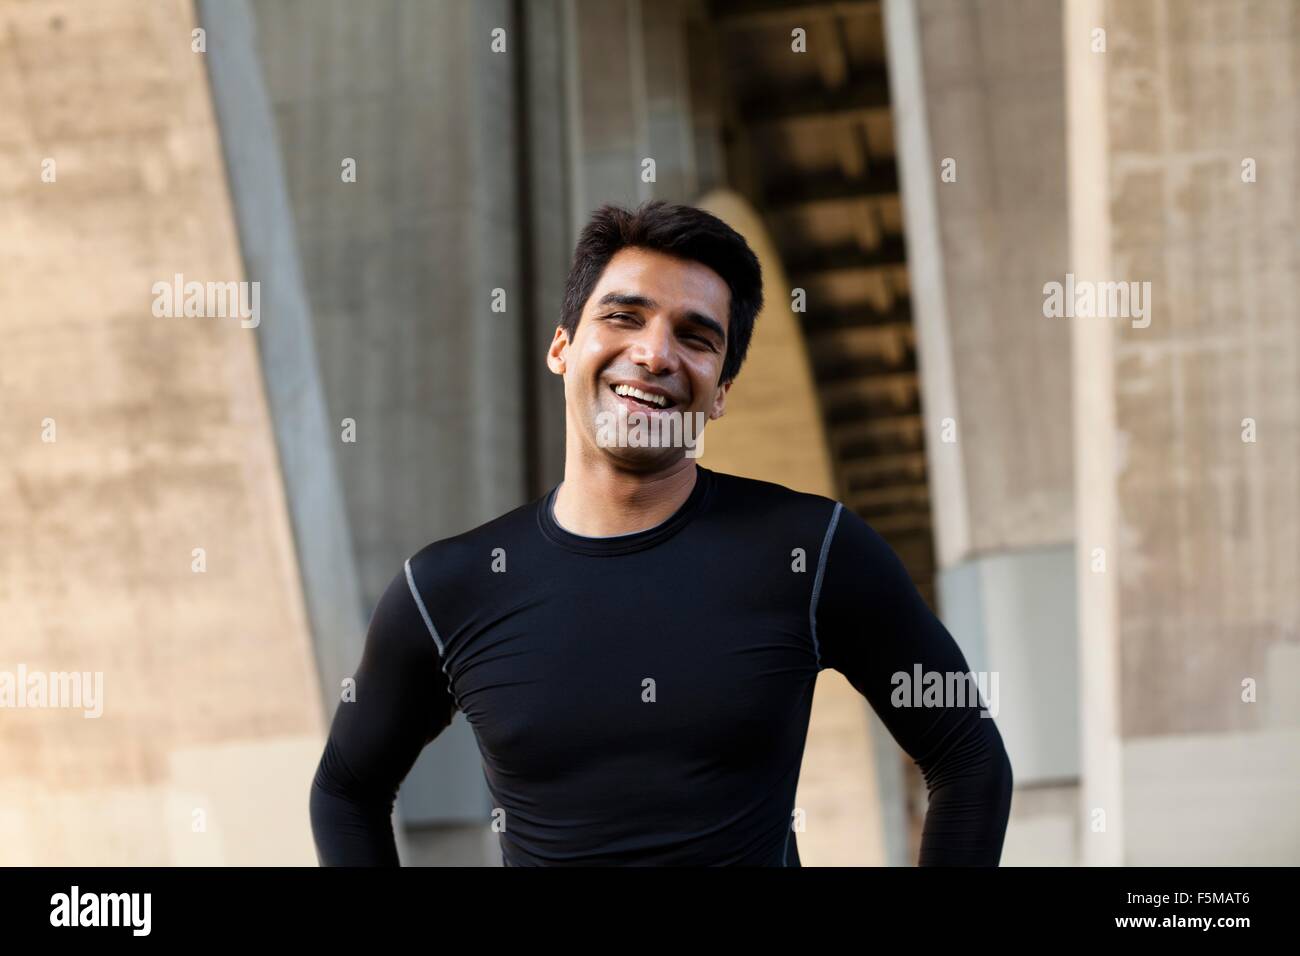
[406,466,838,865]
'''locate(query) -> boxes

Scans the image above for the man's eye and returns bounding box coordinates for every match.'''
[609,312,635,320]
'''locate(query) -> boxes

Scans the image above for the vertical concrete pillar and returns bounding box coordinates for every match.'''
[1064,0,1124,867]
[521,0,572,490]
[246,0,528,838]
[0,0,323,864]
[1069,0,1300,865]
[886,0,1081,863]
[562,0,702,223]
[196,0,367,720]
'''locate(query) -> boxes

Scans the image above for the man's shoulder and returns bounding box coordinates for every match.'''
[706,467,840,525]
[404,495,543,584]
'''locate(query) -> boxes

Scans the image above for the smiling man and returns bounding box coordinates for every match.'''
[309,200,1013,866]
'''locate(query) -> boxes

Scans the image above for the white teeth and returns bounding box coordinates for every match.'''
[613,384,669,407]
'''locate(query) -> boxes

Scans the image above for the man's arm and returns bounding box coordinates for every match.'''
[812,504,1013,865]
[309,560,456,865]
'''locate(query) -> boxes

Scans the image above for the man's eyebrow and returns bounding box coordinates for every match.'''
[595,291,657,310]
[683,311,726,343]
[595,291,726,342]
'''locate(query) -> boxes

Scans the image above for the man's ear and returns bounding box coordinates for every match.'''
[546,326,569,375]
[709,379,732,420]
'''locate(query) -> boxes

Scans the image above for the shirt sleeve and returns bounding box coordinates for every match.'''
[812,503,1013,866]
[308,561,456,866]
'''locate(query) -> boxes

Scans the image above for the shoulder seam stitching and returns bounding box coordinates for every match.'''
[404,557,446,656]
[809,501,843,670]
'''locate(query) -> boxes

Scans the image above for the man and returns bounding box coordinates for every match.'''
[309,200,1013,866]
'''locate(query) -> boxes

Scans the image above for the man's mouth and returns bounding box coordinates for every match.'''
[610,382,677,411]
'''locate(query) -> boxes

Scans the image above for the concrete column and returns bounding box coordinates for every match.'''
[0,0,323,864]
[196,0,367,721]
[521,0,572,490]
[886,0,1081,863]
[1069,0,1300,865]
[247,0,528,839]
[563,0,702,224]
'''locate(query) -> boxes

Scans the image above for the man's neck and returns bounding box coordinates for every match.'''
[551,456,699,538]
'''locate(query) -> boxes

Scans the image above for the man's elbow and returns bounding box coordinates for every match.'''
[308,754,338,865]
[978,717,1014,805]
[999,736,1013,793]
[992,729,1013,813]
[979,720,1014,858]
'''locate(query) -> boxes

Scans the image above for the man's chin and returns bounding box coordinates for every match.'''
[590,434,681,468]
[586,401,707,464]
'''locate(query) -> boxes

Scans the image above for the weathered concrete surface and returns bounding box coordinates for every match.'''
[0,0,323,864]
[196,0,367,722]
[1105,0,1300,739]
[900,0,1077,565]
[1107,0,1300,863]
[250,0,527,606]
[247,0,526,833]
[1069,0,1300,863]
[888,0,1080,863]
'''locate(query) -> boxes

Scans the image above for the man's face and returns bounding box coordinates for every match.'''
[547,246,733,469]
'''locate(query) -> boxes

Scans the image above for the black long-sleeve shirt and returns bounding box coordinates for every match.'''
[309,465,1013,865]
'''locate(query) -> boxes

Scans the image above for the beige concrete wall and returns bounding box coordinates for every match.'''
[1069,0,1300,864]
[1110,0,1300,864]
[1105,0,1300,739]
[0,0,323,864]
[894,0,1300,866]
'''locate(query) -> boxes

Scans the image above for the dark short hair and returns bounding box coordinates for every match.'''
[559,200,764,385]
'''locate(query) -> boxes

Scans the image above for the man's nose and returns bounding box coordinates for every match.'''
[628,317,676,374]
